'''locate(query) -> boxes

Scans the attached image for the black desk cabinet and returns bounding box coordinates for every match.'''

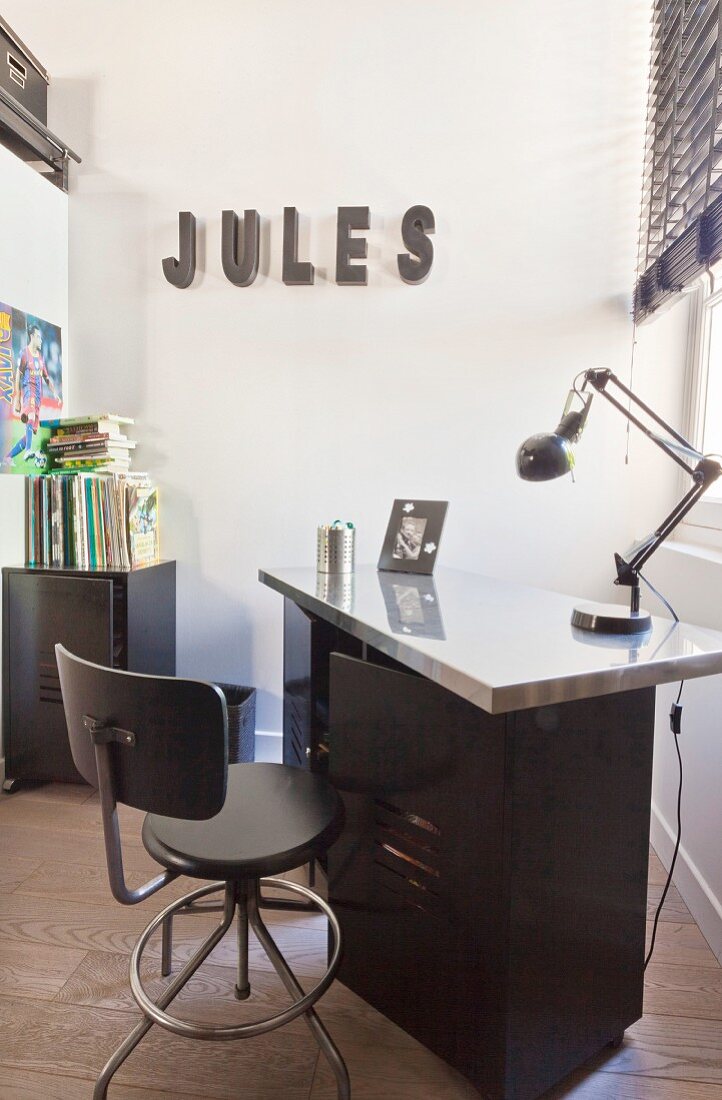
[2,562,175,787]
[263,564,722,1100]
[279,591,652,1100]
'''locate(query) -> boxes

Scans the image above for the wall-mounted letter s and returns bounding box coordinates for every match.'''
[397,206,435,285]
[221,209,260,287]
[162,212,196,289]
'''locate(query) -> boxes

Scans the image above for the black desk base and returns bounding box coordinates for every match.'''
[282,600,655,1100]
[329,655,654,1099]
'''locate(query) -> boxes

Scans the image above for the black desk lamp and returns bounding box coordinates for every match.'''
[516,367,721,634]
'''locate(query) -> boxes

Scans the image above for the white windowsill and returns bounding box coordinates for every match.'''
[668,534,722,564]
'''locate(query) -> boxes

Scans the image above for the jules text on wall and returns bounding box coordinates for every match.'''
[163,206,435,289]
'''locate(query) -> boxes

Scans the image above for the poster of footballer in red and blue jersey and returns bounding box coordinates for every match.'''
[0,303,63,472]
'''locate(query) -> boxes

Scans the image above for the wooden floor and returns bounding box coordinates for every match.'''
[0,783,721,1099]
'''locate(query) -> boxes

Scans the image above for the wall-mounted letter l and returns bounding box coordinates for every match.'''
[282,207,315,285]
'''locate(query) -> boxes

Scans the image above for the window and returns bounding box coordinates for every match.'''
[635,1,722,323]
[681,270,722,535]
[636,1,722,538]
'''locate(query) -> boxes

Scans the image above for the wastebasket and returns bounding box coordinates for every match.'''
[215,683,256,763]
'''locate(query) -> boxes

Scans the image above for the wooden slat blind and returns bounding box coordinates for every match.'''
[635,0,722,320]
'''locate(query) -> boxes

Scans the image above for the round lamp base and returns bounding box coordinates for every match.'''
[571,602,652,636]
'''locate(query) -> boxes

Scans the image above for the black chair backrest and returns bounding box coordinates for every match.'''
[56,645,228,820]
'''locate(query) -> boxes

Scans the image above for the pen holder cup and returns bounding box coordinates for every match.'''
[317,525,355,574]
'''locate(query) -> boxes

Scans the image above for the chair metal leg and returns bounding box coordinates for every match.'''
[161,913,173,977]
[93,882,235,1100]
[248,881,351,1100]
[235,882,251,1000]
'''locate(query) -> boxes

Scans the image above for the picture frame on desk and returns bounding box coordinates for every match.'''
[378,498,448,575]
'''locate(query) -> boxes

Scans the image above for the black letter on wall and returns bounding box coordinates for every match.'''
[397,206,435,284]
[282,207,315,285]
[222,209,260,287]
[336,206,369,285]
[162,212,196,288]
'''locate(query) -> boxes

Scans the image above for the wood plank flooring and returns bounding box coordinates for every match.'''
[0,783,720,1099]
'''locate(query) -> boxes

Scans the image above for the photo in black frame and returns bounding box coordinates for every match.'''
[377,499,448,575]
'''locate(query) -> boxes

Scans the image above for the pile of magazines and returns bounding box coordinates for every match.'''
[25,414,159,570]
[26,471,159,570]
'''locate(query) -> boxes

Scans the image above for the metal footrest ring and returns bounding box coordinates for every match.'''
[129,876,342,1041]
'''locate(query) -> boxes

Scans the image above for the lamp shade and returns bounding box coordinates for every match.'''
[516,407,588,482]
[516,432,574,481]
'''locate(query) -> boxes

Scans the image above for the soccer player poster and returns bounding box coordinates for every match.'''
[0,303,63,472]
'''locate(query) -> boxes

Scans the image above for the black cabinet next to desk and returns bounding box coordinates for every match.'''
[2,563,175,787]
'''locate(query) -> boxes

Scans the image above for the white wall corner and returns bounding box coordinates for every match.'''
[651,799,722,964]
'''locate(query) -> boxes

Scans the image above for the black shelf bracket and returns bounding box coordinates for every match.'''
[0,85,80,192]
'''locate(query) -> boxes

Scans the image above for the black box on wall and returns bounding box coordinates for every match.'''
[0,16,48,126]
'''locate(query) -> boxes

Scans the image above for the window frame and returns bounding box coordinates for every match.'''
[679,266,722,541]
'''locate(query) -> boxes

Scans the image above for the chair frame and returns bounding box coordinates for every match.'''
[62,673,349,1100]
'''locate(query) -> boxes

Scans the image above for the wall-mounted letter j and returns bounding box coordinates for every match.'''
[162,212,196,289]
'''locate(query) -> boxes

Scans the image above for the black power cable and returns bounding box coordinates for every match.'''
[638,570,684,970]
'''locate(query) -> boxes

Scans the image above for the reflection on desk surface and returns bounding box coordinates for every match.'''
[378,571,445,640]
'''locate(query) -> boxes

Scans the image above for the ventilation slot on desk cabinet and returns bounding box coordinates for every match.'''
[289,705,306,767]
[373,798,443,918]
[112,582,127,668]
[38,654,62,705]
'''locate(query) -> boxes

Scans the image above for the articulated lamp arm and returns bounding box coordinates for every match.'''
[581,369,721,589]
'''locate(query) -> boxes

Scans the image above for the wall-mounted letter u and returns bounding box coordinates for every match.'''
[221,209,260,287]
[162,212,196,289]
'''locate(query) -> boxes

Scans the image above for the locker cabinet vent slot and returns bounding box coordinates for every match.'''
[374,798,441,836]
[372,798,443,919]
[38,656,62,704]
[289,704,305,766]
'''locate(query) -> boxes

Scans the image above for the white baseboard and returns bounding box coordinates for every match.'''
[254,730,282,764]
[651,799,722,964]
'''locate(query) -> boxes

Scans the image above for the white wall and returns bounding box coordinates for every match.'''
[4,1,656,737]
[0,143,68,758]
[647,542,722,963]
[625,290,722,963]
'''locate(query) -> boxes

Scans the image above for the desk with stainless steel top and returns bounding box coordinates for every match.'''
[259,564,722,1100]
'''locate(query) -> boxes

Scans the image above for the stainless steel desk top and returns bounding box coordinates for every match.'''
[259,564,722,714]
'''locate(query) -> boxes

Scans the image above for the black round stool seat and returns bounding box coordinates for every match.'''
[142,763,344,880]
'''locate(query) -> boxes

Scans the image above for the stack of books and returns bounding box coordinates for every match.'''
[25,413,160,571]
[41,414,136,473]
